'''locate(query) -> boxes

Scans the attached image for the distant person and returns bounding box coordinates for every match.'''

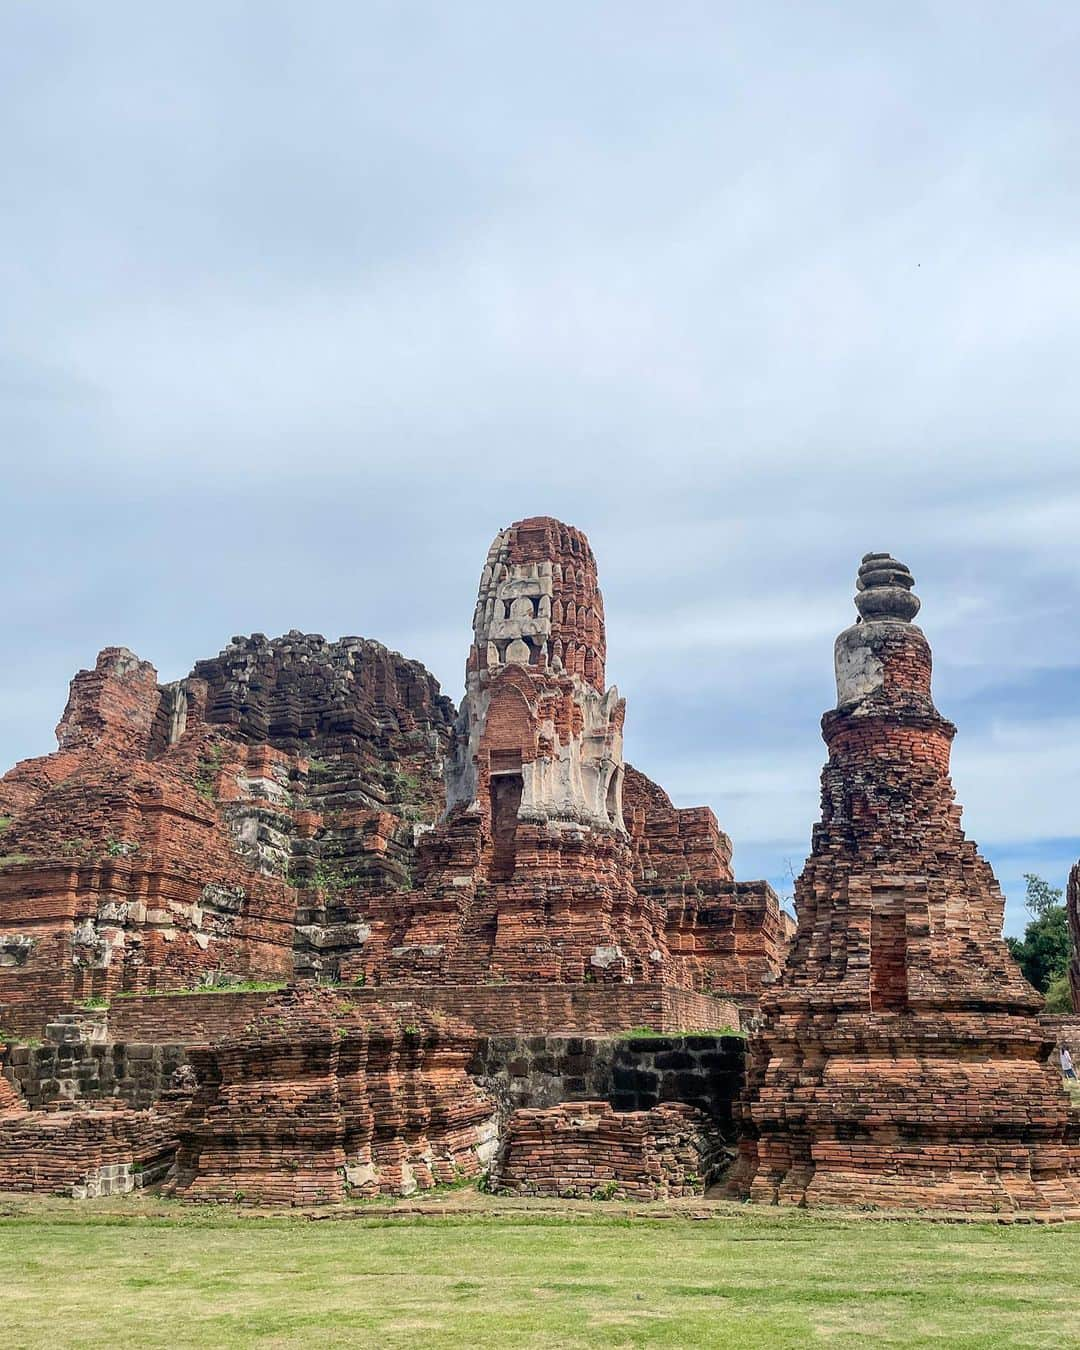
[1062,1047,1076,1080]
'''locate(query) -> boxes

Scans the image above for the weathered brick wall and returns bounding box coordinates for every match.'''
[172,988,497,1205]
[491,1101,725,1199]
[348,984,739,1036]
[108,984,738,1043]
[470,1032,746,1136]
[622,765,789,996]
[0,1101,184,1197]
[105,991,276,1042]
[4,1041,190,1110]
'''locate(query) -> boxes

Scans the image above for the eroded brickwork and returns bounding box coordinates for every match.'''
[623,766,790,993]
[0,636,453,1030]
[171,988,497,1205]
[491,1100,724,1199]
[1,517,783,1052]
[732,554,1080,1214]
[101,984,738,1042]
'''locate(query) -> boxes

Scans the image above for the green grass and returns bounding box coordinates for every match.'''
[0,1202,1077,1348]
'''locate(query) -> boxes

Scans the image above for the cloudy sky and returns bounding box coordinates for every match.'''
[3,3,1079,933]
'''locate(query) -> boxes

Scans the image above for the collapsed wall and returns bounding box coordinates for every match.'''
[491,1101,724,1199]
[731,554,1080,1214]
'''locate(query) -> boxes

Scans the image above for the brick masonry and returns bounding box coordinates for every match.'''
[471,1032,746,1139]
[105,983,740,1043]
[0,1099,186,1198]
[732,554,1080,1215]
[5,1040,190,1110]
[170,988,498,1205]
[491,1101,726,1199]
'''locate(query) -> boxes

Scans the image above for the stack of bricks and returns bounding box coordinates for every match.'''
[492,1100,722,1199]
[732,554,1080,1215]
[171,987,497,1205]
[0,1100,184,1197]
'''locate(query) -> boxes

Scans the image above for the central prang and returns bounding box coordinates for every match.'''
[445,516,626,849]
[369,514,783,991]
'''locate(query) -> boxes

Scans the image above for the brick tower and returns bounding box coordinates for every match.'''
[372,516,671,984]
[732,553,1080,1212]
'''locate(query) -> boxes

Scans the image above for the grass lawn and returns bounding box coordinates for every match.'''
[1,1197,1078,1348]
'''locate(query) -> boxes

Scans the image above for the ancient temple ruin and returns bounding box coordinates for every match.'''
[0,515,784,1203]
[732,554,1080,1212]
[357,516,786,994]
[1,528,1074,1213]
[0,516,784,1039]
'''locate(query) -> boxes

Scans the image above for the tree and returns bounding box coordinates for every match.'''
[1023,872,1063,918]
[1043,973,1073,1014]
[1006,873,1071,995]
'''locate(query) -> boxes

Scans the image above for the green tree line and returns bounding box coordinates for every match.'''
[1005,873,1072,1012]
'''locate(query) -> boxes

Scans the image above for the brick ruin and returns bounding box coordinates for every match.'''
[0,635,454,1033]
[731,554,1080,1213]
[0,515,782,1202]
[171,988,498,1205]
[2,526,1073,1213]
[0,517,783,1041]
[491,1101,723,1200]
[354,517,785,993]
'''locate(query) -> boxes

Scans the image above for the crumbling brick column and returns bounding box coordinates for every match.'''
[732,553,1080,1214]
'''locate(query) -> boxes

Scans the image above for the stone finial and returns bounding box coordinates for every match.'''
[854,552,920,623]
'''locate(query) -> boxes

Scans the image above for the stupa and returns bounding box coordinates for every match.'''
[732,553,1080,1212]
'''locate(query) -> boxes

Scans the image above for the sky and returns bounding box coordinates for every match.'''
[2,3,1079,936]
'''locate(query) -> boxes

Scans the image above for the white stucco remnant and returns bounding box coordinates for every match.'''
[834,626,885,708]
[443,528,627,835]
